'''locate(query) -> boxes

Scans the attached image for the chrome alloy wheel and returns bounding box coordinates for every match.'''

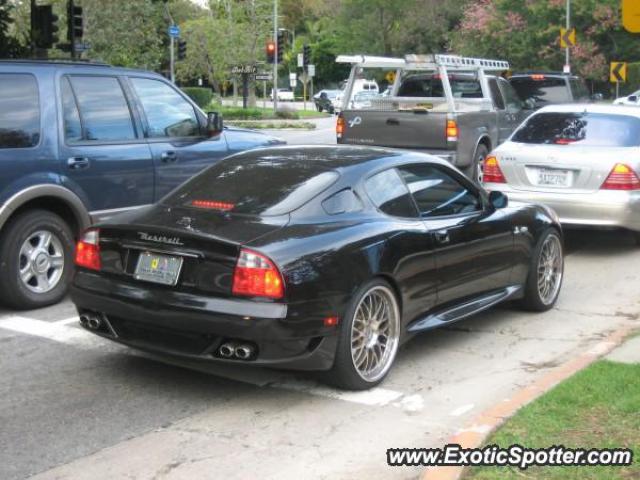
[18,230,65,294]
[537,234,563,305]
[350,285,400,383]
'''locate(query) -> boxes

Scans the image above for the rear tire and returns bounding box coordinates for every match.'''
[0,210,75,310]
[520,229,564,312]
[326,278,401,390]
[466,144,489,185]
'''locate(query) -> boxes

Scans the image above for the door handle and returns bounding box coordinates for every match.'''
[160,151,178,163]
[67,157,90,170]
[434,229,450,245]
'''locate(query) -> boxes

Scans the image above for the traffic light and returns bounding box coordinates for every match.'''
[67,3,84,42]
[266,39,275,64]
[33,5,59,49]
[303,44,311,66]
[277,30,286,63]
[177,40,187,60]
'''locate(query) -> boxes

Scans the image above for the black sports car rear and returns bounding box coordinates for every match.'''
[71,146,564,390]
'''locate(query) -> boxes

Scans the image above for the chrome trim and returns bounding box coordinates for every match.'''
[90,204,152,223]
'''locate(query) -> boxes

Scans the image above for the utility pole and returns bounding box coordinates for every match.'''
[565,0,570,73]
[170,35,175,83]
[273,0,278,113]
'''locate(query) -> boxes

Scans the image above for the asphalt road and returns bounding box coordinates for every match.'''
[1,126,639,480]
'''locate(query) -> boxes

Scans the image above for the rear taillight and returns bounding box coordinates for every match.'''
[232,248,284,299]
[601,163,640,190]
[336,114,345,139]
[75,229,101,271]
[446,119,458,142]
[483,156,506,183]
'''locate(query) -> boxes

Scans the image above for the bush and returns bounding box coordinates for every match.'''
[182,87,213,108]
[219,107,265,120]
[275,106,299,120]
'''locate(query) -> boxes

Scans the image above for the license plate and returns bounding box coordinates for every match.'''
[537,169,570,187]
[134,252,183,286]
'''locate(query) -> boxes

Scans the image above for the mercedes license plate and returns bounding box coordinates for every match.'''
[134,252,183,286]
[537,169,570,187]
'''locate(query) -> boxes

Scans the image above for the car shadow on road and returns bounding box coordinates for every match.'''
[563,227,638,256]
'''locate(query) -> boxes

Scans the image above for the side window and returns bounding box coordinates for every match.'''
[365,168,417,218]
[322,189,363,215]
[499,79,523,110]
[61,77,82,143]
[488,78,505,110]
[130,78,200,138]
[398,164,481,217]
[0,74,40,148]
[69,76,136,141]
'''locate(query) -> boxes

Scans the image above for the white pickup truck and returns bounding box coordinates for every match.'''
[271,88,294,101]
[336,54,529,181]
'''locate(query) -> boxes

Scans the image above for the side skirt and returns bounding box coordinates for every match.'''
[406,285,523,333]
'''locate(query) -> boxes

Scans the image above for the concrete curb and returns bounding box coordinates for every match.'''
[421,323,637,480]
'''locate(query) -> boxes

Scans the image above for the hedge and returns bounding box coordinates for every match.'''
[182,87,213,108]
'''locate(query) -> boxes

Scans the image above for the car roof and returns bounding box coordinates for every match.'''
[222,145,449,173]
[535,103,640,117]
[0,59,165,78]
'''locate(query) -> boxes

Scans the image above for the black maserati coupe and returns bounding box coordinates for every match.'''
[71,146,564,390]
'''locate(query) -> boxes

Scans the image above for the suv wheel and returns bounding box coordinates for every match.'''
[0,210,75,310]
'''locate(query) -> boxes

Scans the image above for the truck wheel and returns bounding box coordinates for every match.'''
[0,210,75,310]
[467,144,489,185]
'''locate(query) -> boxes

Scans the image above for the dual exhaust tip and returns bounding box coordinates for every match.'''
[80,313,102,330]
[218,341,256,361]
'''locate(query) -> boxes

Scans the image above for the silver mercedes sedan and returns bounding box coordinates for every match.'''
[482,104,640,243]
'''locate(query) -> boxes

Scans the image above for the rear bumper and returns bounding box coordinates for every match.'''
[70,271,339,371]
[485,183,640,231]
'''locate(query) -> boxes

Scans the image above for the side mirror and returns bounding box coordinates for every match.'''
[628,95,638,103]
[524,98,536,110]
[489,190,508,209]
[206,111,223,136]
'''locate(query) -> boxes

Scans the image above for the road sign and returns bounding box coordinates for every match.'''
[289,72,297,88]
[610,62,627,83]
[385,71,396,84]
[168,25,180,38]
[307,64,315,77]
[231,64,257,75]
[74,42,91,52]
[622,0,640,32]
[297,53,303,68]
[255,73,273,81]
[560,28,576,48]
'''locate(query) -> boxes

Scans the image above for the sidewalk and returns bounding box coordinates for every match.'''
[606,333,640,364]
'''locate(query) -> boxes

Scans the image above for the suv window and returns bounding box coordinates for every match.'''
[61,77,82,142]
[569,78,589,101]
[398,165,481,217]
[68,76,136,142]
[365,168,417,218]
[512,112,640,147]
[130,78,200,138]
[510,76,569,108]
[0,74,40,148]
[499,79,523,110]
[398,75,482,99]
[488,78,505,110]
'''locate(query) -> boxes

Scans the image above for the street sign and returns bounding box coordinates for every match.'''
[307,64,315,77]
[231,64,257,75]
[289,72,297,88]
[74,42,91,52]
[622,0,640,32]
[255,73,273,81]
[560,28,576,48]
[385,71,396,84]
[168,25,180,38]
[610,62,627,83]
[563,64,571,74]
[297,53,303,68]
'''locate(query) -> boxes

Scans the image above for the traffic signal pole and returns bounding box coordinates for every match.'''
[273,0,278,113]
[170,35,175,83]
[565,0,570,72]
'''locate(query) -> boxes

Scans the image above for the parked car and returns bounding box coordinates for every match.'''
[0,60,285,310]
[482,104,640,244]
[613,89,640,106]
[349,91,379,109]
[271,88,294,101]
[71,145,564,390]
[313,89,340,113]
[333,79,379,113]
[336,54,529,182]
[508,72,591,110]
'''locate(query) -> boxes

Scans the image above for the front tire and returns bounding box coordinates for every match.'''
[327,279,401,390]
[0,210,75,310]
[521,229,564,312]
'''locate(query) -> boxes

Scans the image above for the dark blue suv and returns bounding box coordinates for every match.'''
[0,60,284,310]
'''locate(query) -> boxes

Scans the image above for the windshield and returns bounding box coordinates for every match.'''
[511,112,640,147]
[510,77,569,107]
[164,156,339,216]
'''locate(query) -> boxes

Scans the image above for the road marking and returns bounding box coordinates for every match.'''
[0,316,421,410]
[450,404,474,417]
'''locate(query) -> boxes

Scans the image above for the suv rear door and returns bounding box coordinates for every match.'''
[57,73,154,219]
[127,76,229,201]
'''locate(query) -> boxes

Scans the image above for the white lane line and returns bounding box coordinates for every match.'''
[450,403,475,417]
[0,316,422,409]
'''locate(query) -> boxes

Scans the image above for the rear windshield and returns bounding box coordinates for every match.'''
[510,77,569,107]
[397,75,482,98]
[511,112,640,147]
[163,156,339,216]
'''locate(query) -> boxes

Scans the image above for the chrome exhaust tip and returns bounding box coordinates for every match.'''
[218,342,237,358]
[88,316,101,330]
[235,344,255,360]
[79,314,90,326]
